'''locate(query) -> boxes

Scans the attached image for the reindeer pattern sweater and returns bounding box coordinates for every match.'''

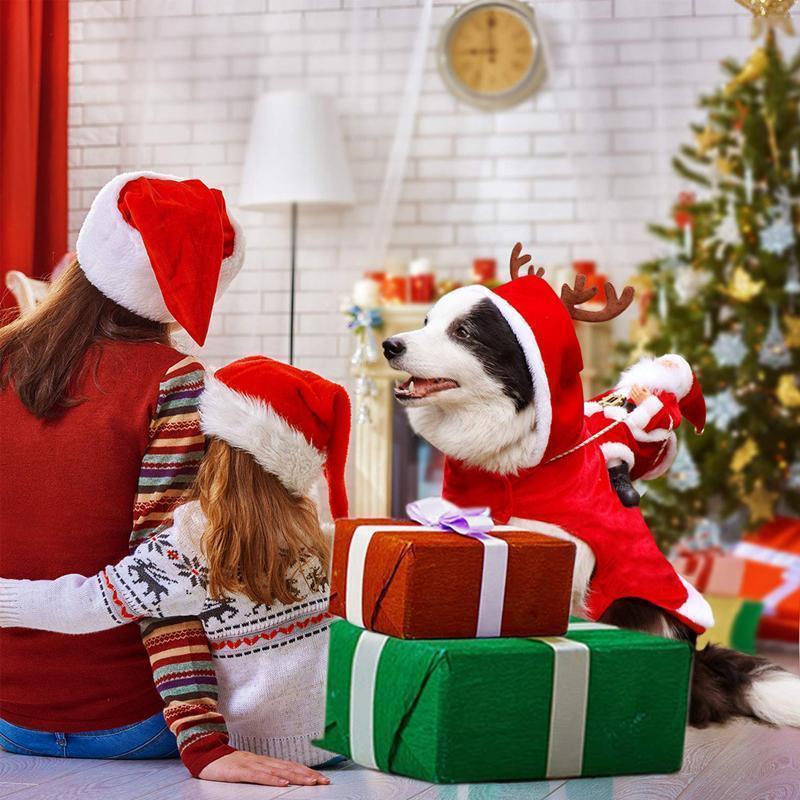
[0,502,334,766]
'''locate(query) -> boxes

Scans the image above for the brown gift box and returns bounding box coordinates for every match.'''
[329,517,576,639]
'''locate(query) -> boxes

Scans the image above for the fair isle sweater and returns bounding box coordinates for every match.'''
[0,502,335,766]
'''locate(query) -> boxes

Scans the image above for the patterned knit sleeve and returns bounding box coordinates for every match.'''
[132,356,235,777]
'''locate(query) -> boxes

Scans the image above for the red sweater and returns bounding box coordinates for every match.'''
[0,341,200,731]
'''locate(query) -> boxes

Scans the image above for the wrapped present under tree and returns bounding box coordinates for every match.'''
[315,619,693,783]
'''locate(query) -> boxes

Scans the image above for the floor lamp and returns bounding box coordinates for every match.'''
[239,91,354,364]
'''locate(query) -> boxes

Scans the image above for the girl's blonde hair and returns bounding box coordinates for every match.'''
[191,438,330,606]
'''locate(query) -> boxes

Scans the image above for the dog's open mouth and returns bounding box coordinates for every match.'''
[394,376,459,401]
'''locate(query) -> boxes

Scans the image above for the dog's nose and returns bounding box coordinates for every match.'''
[382,337,406,359]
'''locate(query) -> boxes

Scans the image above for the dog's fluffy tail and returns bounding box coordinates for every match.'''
[691,644,800,728]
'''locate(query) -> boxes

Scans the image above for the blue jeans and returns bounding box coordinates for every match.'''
[0,712,178,760]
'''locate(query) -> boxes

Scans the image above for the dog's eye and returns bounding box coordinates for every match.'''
[454,325,470,339]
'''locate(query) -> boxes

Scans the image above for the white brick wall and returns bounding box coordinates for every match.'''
[68,0,800,378]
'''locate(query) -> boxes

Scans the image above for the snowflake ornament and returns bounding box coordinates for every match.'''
[711,331,748,367]
[673,266,711,304]
[667,442,700,492]
[705,388,745,429]
[760,216,795,254]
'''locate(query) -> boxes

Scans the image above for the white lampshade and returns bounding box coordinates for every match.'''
[239,91,354,209]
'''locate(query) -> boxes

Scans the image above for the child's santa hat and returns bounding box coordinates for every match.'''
[200,356,351,519]
[76,171,245,345]
[617,354,706,433]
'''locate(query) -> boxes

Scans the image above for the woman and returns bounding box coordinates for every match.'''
[0,172,326,787]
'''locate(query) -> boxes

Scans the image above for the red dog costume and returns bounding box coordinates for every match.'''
[441,273,713,634]
[584,354,706,481]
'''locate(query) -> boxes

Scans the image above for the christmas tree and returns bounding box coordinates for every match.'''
[620,24,800,550]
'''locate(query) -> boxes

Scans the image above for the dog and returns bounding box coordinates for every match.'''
[383,261,800,729]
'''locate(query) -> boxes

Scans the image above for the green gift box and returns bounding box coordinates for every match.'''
[315,618,692,783]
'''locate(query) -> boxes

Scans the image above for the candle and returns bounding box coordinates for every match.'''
[353,278,381,308]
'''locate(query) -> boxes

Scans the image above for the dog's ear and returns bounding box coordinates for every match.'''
[560,274,635,323]
[509,242,545,280]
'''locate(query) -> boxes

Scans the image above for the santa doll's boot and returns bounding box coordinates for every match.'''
[609,463,640,507]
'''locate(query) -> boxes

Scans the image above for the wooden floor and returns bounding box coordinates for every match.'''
[1,719,799,800]
[2,649,797,800]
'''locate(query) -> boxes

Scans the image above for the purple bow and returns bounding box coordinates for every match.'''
[406,497,494,538]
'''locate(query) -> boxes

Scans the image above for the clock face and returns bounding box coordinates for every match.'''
[438,0,545,110]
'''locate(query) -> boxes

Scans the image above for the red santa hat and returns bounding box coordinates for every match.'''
[76,171,245,345]
[617,354,706,433]
[462,275,586,467]
[200,356,351,519]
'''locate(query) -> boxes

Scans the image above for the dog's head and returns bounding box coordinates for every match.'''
[383,285,540,474]
[382,245,636,475]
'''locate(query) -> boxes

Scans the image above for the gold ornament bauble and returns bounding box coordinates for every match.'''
[725,48,769,96]
[783,314,800,347]
[776,373,800,407]
[731,437,759,472]
[735,0,796,37]
[742,481,778,524]
[724,266,765,301]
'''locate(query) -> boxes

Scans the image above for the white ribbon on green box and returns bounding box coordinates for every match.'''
[347,621,617,778]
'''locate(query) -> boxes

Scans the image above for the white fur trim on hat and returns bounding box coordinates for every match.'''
[200,374,324,496]
[599,441,635,469]
[676,575,715,630]
[467,285,553,468]
[76,171,245,323]
[616,354,693,400]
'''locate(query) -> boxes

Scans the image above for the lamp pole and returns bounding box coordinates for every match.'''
[289,201,297,365]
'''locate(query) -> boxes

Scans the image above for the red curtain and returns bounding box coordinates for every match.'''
[0,0,69,313]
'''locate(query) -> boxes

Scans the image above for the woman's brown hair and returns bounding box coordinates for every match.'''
[194,438,330,606]
[0,260,168,418]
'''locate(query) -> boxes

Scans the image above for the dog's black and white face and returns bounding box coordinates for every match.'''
[382,286,538,474]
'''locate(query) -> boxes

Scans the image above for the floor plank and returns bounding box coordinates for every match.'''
[141,777,294,800]
[1,758,188,800]
[675,724,800,800]
[280,761,431,800]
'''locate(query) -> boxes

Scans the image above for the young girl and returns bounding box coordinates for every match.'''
[0,355,351,786]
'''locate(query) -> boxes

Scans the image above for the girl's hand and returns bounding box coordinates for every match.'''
[628,384,651,405]
[199,750,331,786]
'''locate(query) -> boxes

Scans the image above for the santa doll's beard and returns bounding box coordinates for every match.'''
[406,397,539,475]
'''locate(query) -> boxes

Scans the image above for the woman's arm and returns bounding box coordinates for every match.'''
[0,524,205,632]
[132,356,236,776]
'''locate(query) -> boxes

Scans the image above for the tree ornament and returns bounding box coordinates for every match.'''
[692,518,722,550]
[673,265,710,304]
[667,442,701,492]
[725,266,764,301]
[731,437,759,472]
[792,147,800,180]
[725,47,768,96]
[695,126,723,156]
[735,0,796,37]
[760,215,795,254]
[783,314,800,347]
[785,255,800,294]
[788,459,800,490]
[742,481,778,524]
[743,163,755,203]
[716,156,734,175]
[714,201,741,250]
[776,373,800,407]
[706,388,745,429]
[759,305,792,368]
[711,330,748,367]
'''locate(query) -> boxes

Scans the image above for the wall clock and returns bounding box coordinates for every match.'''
[437,0,546,111]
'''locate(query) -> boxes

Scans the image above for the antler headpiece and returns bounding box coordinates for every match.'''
[508,242,634,323]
